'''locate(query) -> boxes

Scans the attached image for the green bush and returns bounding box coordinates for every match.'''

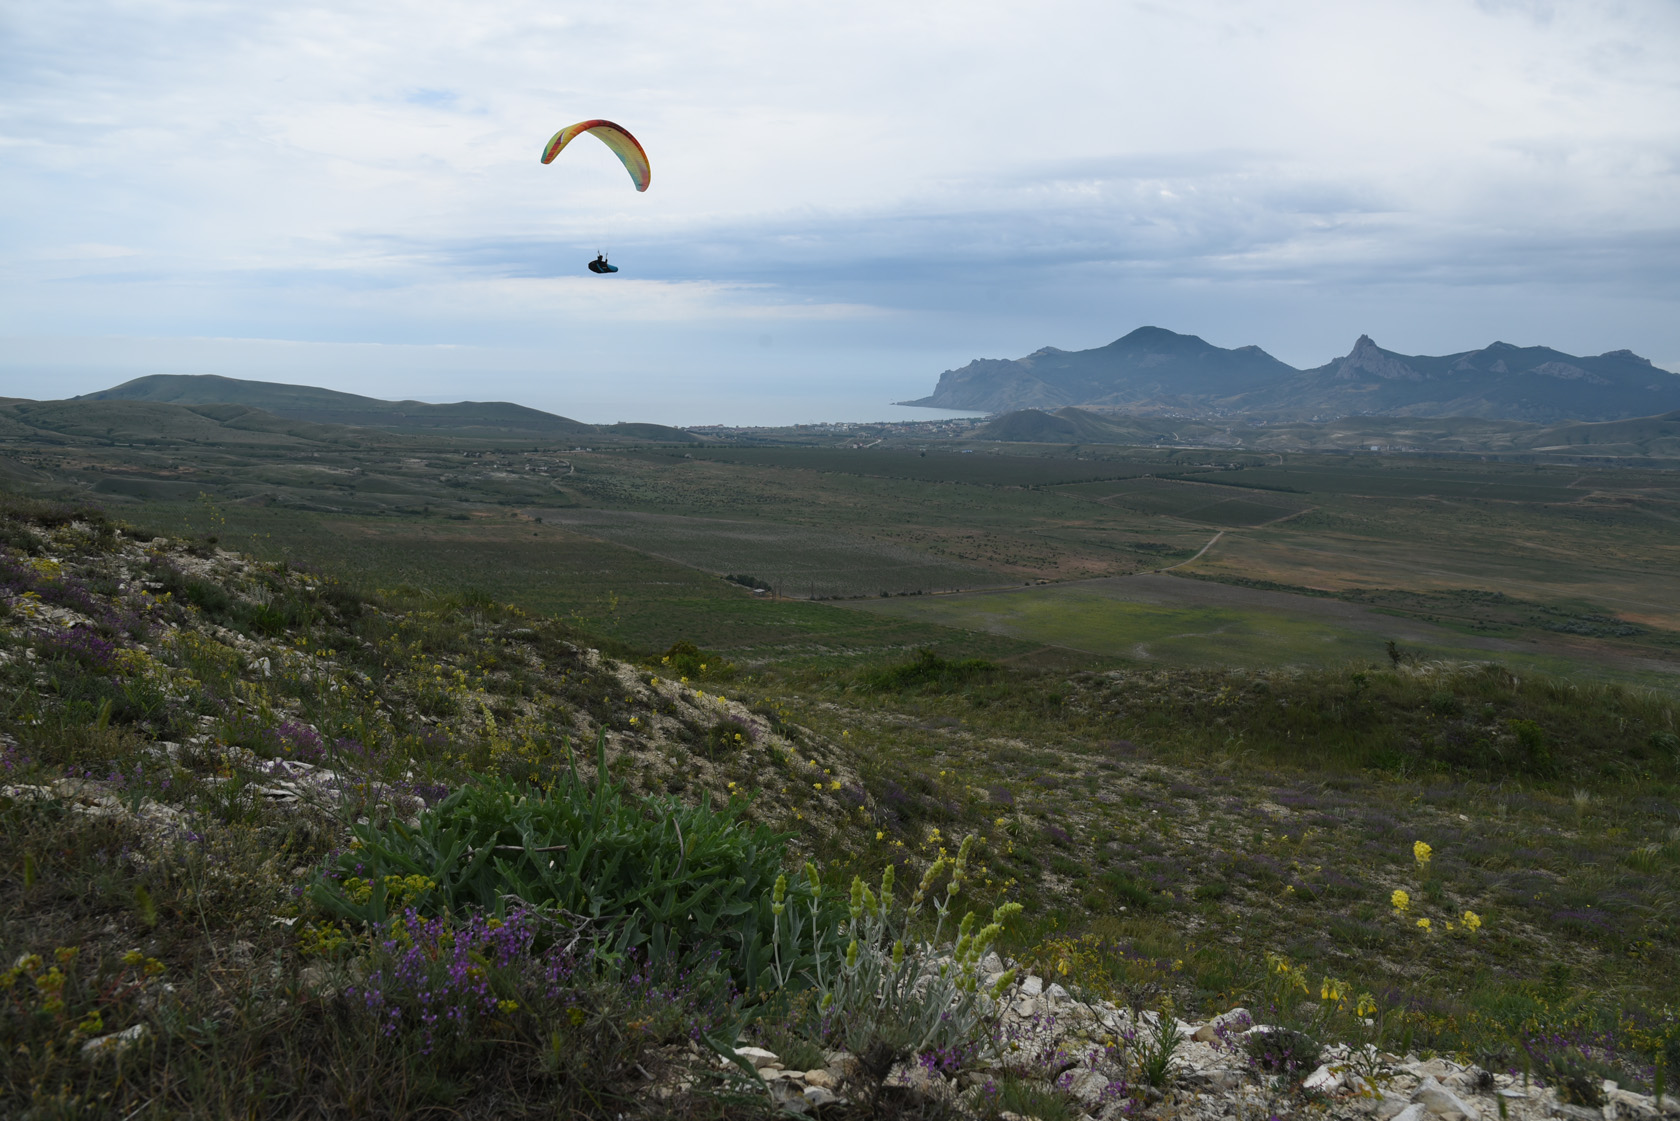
[660,640,734,679]
[862,649,998,694]
[310,736,841,992]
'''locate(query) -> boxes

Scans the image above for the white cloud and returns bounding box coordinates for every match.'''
[2,0,1678,413]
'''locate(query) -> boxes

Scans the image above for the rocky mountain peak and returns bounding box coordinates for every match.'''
[1334,335,1423,382]
[1601,348,1653,366]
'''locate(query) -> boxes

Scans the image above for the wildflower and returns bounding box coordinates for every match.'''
[1356,992,1378,1018]
[876,831,885,841]
[1413,840,1433,869]
[1416,917,1432,932]
[1462,910,1483,933]
[1391,889,1411,914]
[498,999,519,1013]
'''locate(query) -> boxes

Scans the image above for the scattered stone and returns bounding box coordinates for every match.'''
[768,1079,810,1114]
[735,1045,780,1070]
[1551,1105,1602,1121]
[824,1051,861,1080]
[1415,1075,1481,1120]
[802,1086,842,1108]
[81,1023,147,1060]
[1065,1067,1112,1105]
[803,1069,838,1090]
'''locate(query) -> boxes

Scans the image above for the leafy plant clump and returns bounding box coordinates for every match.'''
[311,735,842,992]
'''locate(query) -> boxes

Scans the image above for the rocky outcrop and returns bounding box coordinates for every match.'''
[1334,335,1425,381]
[714,967,1680,1120]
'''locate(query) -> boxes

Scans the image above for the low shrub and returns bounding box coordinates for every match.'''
[1244,1027,1322,1079]
[861,649,998,694]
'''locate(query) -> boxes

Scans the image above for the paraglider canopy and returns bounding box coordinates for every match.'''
[587,253,618,274]
[541,120,650,192]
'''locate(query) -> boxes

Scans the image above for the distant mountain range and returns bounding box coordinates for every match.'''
[902,327,1680,423]
[73,374,699,442]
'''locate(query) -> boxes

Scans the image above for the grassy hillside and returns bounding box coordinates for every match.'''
[2,489,1678,1117]
[79,374,602,438]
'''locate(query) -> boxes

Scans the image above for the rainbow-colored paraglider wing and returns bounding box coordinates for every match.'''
[541,120,650,192]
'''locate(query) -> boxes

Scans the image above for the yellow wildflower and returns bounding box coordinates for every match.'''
[1391,889,1411,913]
[1462,910,1482,933]
[1413,840,1433,869]
[1416,917,1432,931]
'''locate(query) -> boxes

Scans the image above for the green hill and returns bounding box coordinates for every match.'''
[1518,409,1680,458]
[78,373,604,439]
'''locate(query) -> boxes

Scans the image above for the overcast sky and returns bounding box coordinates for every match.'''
[3,0,1678,424]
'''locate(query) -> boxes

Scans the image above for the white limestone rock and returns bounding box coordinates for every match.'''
[1414,1075,1481,1120]
[81,1023,147,1060]
[734,1045,780,1070]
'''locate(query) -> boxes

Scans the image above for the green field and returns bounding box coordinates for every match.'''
[1074,476,1313,526]
[679,445,1167,486]
[530,505,998,598]
[151,503,1076,668]
[4,403,1678,678]
[839,572,1668,682]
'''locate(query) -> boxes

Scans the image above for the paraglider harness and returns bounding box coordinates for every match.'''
[587,253,618,274]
